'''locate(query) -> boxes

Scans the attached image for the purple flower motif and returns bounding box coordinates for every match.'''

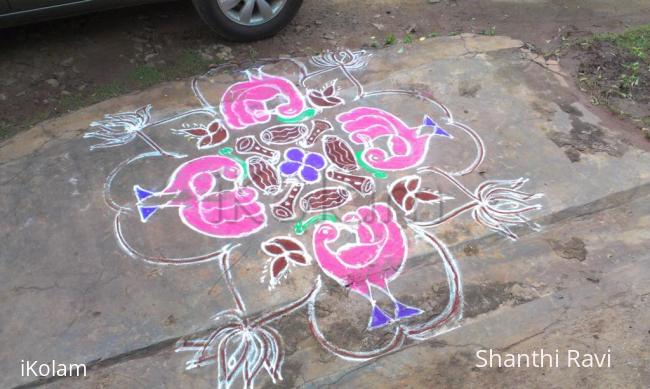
[280,147,326,183]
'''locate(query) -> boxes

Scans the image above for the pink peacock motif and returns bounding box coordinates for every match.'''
[313,203,422,329]
[133,155,267,238]
[220,69,307,129]
[337,107,452,171]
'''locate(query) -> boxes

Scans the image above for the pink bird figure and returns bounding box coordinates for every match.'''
[219,69,306,129]
[133,155,267,238]
[312,202,422,329]
[336,107,451,171]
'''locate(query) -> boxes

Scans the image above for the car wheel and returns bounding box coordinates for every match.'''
[192,0,303,42]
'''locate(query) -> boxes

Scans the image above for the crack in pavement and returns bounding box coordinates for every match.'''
[405,180,650,273]
[12,179,650,388]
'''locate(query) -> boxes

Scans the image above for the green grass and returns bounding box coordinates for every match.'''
[59,82,128,113]
[65,50,214,111]
[575,24,650,126]
[592,25,650,98]
[402,34,413,44]
[93,82,129,101]
[129,50,214,89]
[592,24,650,60]
[131,65,163,88]
[165,50,214,79]
[384,33,397,46]
[619,61,641,93]
[1,49,216,142]
[479,26,496,36]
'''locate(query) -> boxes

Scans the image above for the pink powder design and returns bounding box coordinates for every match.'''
[220,70,306,129]
[312,203,407,298]
[160,155,267,238]
[336,107,433,170]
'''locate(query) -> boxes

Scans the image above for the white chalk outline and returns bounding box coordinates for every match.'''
[87,48,546,387]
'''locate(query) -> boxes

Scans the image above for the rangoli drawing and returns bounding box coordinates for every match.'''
[87,48,544,388]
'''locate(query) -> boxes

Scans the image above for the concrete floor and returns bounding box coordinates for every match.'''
[0,35,649,388]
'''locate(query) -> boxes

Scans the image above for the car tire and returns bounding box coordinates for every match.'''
[192,0,303,42]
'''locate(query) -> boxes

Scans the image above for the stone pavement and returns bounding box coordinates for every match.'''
[0,35,648,388]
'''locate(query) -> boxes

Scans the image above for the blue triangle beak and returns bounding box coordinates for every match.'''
[368,305,393,330]
[395,302,424,319]
[137,205,159,223]
[423,115,453,138]
[134,185,155,201]
[434,126,452,138]
[134,185,158,222]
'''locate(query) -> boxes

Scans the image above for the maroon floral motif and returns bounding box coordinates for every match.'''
[307,81,345,109]
[390,175,450,215]
[261,236,312,289]
[175,120,229,149]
